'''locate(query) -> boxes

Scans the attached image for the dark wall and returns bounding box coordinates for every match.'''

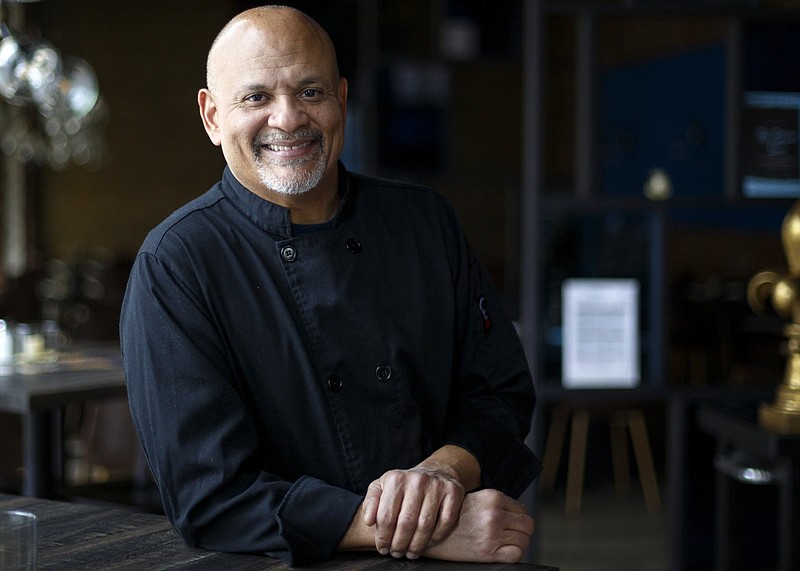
[33,1,236,263]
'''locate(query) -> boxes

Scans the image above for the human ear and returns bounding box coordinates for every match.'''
[338,77,348,119]
[198,88,222,146]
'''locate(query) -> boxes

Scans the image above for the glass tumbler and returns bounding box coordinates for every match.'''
[0,510,37,570]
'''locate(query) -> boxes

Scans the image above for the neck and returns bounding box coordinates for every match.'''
[284,186,340,224]
[253,166,340,224]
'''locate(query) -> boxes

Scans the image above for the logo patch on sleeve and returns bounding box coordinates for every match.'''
[478,295,492,332]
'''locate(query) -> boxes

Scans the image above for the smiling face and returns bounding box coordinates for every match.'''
[199,8,347,203]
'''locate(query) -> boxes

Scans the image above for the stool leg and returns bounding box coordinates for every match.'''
[628,410,661,513]
[565,409,589,516]
[609,413,631,497]
[539,406,570,494]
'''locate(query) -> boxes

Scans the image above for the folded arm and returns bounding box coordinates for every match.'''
[121,252,362,565]
[356,444,480,559]
[340,487,534,564]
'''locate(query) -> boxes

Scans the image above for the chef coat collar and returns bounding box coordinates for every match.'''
[219,162,351,238]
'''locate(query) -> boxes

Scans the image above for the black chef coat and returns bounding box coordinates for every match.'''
[120,164,540,565]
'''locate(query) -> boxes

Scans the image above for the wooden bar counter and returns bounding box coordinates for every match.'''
[0,494,558,570]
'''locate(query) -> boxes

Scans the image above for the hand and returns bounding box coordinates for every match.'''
[422,489,535,563]
[362,465,465,559]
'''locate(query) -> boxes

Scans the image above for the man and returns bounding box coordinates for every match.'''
[120,5,540,566]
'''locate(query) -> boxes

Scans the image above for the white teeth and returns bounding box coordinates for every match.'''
[266,142,308,151]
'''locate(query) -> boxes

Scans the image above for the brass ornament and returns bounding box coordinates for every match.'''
[747,200,800,434]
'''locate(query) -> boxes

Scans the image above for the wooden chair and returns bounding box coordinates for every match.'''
[539,405,661,515]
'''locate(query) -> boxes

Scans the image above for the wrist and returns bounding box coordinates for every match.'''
[418,444,481,491]
[337,502,375,552]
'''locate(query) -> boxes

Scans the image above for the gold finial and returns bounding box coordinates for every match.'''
[783,201,800,275]
[747,200,800,434]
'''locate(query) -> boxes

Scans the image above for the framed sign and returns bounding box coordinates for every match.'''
[562,278,640,389]
[741,91,800,198]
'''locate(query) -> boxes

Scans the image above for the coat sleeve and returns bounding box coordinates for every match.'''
[120,251,362,566]
[438,203,542,499]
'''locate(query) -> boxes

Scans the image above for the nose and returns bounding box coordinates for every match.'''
[267,95,308,132]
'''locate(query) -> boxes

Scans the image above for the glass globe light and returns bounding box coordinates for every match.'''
[26,41,62,114]
[0,35,30,104]
[59,56,98,119]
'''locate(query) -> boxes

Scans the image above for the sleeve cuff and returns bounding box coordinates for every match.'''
[446,422,542,499]
[274,475,363,566]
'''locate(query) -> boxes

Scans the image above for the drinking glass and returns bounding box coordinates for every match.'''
[0,510,37,570]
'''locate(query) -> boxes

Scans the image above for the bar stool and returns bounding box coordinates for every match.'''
[539,405,661,515]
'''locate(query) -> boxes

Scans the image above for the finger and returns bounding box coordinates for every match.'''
[504,512,535,536]
[490,493,528,515]
[486,526,533,563]
[374,485,406,555]
[404,489,442,558]
[490,509,535,540]
[427,486,462,545]
[492,544,527,564]
[387,485,425,558]
[507,499,529,515]
[362,481,383,526]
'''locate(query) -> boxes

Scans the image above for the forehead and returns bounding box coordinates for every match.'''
[210,15,337,91]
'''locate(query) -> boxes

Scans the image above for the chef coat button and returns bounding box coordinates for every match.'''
[375,365,392,381]
[327,375,343,392]
[281,245,297,262]
[345,238,362,254]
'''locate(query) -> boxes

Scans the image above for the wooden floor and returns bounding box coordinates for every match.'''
[534,483,668,571]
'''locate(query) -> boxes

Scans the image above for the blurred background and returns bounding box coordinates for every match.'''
[0,1,799,569]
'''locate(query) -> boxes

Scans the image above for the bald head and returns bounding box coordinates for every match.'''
[197,4,348,214]
[206,6,339,95]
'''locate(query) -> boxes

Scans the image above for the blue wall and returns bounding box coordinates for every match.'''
[602,44,726,199]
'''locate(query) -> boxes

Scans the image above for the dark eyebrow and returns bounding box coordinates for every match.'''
[298,76,332,88]
[241,83,268,93]
[236,77,328,96]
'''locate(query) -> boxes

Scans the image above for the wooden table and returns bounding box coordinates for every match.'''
[0,345,127,497]
[0,494,559,570]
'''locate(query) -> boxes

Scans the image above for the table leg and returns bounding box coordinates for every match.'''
[777,457,798,571]
[715,449,732,571]
[22,411,54,497]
